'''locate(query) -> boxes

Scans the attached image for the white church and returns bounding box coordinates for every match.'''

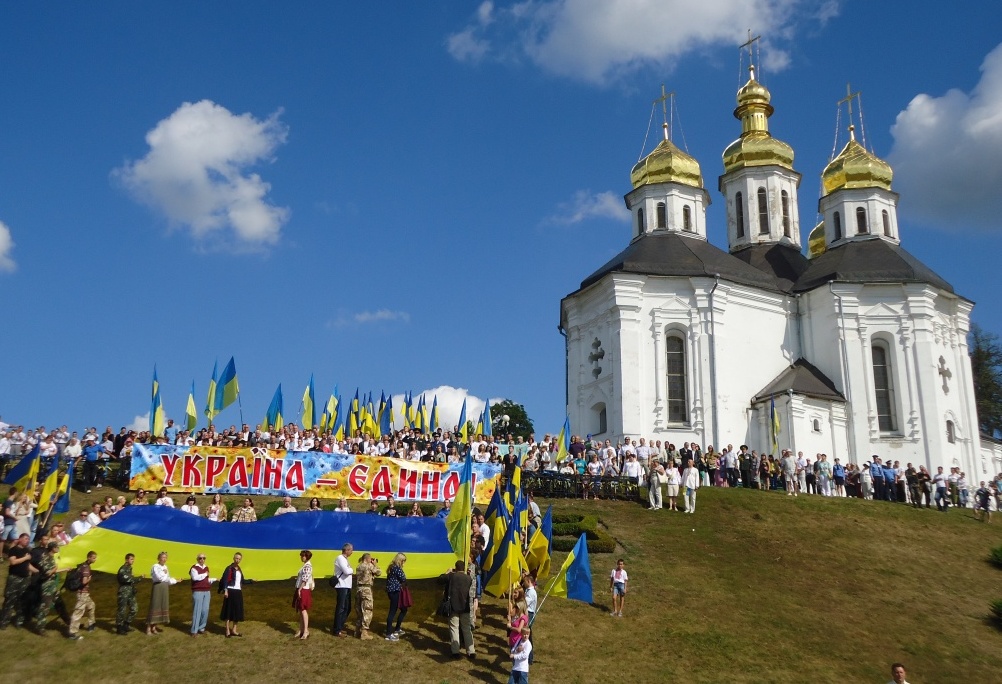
[560,64,1001,479]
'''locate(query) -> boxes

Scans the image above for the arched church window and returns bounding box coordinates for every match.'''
[946,420,956,444]
[682,205,692,232]
[666,335,687,424]
[781,190,791,238]
[593,403,607,436]
[882,210,891,237]
[637,208,644,236]
[833,211,842,240]
[757,187,769,235]
[812,419,821,433]
[735,192,745,238]
[856,207,868,234]
[656,202,666,229]
[871,342,897,433]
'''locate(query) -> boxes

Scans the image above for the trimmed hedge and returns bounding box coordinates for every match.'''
[989,545,1002,569]
[551,513,615,553]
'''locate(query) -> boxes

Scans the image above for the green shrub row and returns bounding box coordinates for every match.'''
[988,545,1002,569]
[550,513,615,553]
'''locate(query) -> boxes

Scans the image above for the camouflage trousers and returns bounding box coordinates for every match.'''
[32,585,60,631]
[117,586,137,628]
[0,574,30,628]
[355,586,374,631]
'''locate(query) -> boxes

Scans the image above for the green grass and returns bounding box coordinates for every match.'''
[2,487,1001,683]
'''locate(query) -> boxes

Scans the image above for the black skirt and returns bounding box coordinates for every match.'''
[220,589,244,622]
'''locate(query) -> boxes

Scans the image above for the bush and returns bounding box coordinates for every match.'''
[259,500,282,519]
[550,513,615,553]
[989,545,1002,569]
[990,599,1002,625]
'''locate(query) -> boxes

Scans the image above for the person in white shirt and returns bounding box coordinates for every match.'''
[887,662,910,684]
[154,488,175,508]
[681,458,700,514]
[477,514,490,549]
[274,496,297,515]
[70,510,92,538]
[146,551,178,634]
[509,627,532,682]
[622,454,642,483]
[180,496,200,515]
[333,543,354,637]
[609,559,628,617]
[86,503,103,528]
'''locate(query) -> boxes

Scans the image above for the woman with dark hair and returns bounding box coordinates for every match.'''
[294,550,314,639]
[206,493,225,522]
[307,497,322,511]
[220,552,245,637]
[231,498,256,522]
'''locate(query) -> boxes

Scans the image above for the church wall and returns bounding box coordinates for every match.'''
[981,437,1002,479]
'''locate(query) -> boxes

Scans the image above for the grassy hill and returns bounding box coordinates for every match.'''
[2,487,1001,683]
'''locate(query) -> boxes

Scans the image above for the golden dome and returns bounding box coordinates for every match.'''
[631,131,703,189]
[722,69,794,174]
[821,134,893,194]
[808,221,826,258]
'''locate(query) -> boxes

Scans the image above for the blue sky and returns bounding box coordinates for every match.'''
[2,1,1001,436]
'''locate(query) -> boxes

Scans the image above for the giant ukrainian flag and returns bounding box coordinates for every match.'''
[57,507,456,580]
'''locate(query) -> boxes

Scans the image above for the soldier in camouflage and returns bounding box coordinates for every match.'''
[0,533,37,629]
[115,553,140,634]
[32,542,62,634]
[354,553,380,640]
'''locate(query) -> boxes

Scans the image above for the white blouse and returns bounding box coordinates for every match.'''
[151,563,177,585]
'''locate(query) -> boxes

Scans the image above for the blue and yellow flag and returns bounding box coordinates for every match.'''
[35,455,62,516]
[550,532,592,603]
[264,384,284,432]
[430,395,439,432]
[302,374,316,430]
[483,503,529,598]
[444,450,473,561]
[379,395,393,437]
[152,365,159,400]
[481,485,510,570]
[457,398,468,442]
[53,465,73,515]
[2,443,40,493]
[205,360,220,421]
[185,381,198,433]
[215,357,239,412]
[482,401,493,437]
[770,396,781,452]
[333,395,346,441]
[556,417,571,462]
[320,386,338,434]
[150,383,165,438]
[526,505,553,579]
[57,506,456,580]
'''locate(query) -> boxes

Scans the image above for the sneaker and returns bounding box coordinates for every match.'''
[68,634,83,640]
[86,489,92,494]
[96,484,102,489]
[385,634,399,641]
[393,629,405,636]
[609,611,617,616]
[86,624,96,632]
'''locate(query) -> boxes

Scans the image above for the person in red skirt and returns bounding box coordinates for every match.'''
[294,550,314,639]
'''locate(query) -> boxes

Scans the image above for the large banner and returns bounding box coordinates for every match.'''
[130,444,501,503]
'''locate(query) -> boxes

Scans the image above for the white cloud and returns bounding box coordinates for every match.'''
[889,43,1002,231]
[447,0,837,84]
[328,309,411,328]
[116,100,289,246]
[390,386,504,431]
[127,412,150,433]
[0,220,15,272]
[545,190,630,225]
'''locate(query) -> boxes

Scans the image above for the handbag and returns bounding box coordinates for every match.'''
[436,588,452,618]
[399,585,414,609]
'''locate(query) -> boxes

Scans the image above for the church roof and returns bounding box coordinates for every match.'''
[730,243,810,292]
[578,232,783,292]
[752,358,845,403]
[793,239,954,293]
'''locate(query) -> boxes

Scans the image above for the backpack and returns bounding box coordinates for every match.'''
[64,564,85,591]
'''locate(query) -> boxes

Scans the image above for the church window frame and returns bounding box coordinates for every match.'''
[781,190,791,238]
[946,420,956,444]
[665,331,689,425]
[871,339,899,434]
[592,402,608,436]
[682,205,692,232]
[757,187,769,235]
[812,418,822,433]
[856,206,868,234]
[656,202,666,229]
[833,211,842,240]
[636,208,644,237]
[735,192,745,238]
[882,210,891,237]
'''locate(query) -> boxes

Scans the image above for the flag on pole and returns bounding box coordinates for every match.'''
[264,384,284,432]
[3,443,40,492]
[333,395,346,441]
[483,505,529,598]
[215,357,239,412]
[481,486,510,571]
[35,454,62,515]
[550,533,592,603]
[379,395,393,437]
[53,466,74,515]
[770,396,780,452]
[150,374,165,438]
[320,387,338,433]
[482,401,493,437]
[444,449,473,561]
[185,381,198,433]
[526,505,553,579]
[205,360,220,421]
[152,365,159,400]
[556,417,571,462]
[430,395,439,432]
[457,398,468,442]
[301,375,316,430]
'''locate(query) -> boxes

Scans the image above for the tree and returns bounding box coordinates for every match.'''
[970,323,1002,436]
[488,399,535,440]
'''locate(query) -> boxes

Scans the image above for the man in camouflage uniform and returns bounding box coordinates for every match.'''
[32,542,62,634]
[354,553,380,640]
[115,553,140,634]
[0,533,37,629]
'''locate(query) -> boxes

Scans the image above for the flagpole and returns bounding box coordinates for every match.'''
[237,391,244,426]
[529,573,563,626]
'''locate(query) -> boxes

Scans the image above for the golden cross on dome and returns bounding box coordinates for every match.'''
[839,82,861,140]
[653,83,675,140]
[740,30,761,76]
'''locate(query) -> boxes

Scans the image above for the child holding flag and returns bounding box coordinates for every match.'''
[508,626,532,684]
